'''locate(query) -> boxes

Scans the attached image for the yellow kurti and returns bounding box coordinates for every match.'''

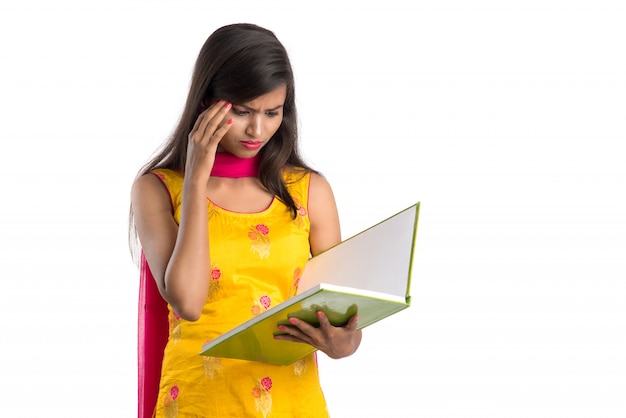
[150,168,329,418]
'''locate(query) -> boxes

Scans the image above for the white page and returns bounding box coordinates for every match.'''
[298,203,419,298]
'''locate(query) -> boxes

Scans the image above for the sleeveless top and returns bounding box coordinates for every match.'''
[150,168,329,418]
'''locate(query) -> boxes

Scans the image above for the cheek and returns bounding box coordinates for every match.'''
[222,120,241,140]
[268,118,283,135]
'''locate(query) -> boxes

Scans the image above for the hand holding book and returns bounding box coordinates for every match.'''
[273,310,362,359]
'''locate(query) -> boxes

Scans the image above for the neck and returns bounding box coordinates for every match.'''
[210,152,260,178]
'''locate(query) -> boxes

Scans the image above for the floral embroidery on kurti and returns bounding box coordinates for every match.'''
[207,203,220,220]
[169,312,182,344]
[252,377,273,418]
[293,358,306,377]
[290,267,302,297]
[292,197,308,229]
[164,385,180,418]
[251,295,271,316]
[202,340,222,379]
[208,265,221,299]
[249,224,271,259]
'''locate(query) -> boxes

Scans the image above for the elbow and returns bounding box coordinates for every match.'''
[180,311,202,322]
[164,285,204,321]
[170,301,203,322]
[162,272,206,322]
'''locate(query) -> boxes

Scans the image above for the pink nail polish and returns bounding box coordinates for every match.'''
[289,318,297,324]
[316,311,324,318]
[278,325,286,331]
[227,118,233,125]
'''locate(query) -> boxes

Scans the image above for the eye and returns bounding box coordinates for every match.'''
[233,109,249,116]
[266,111,280,117]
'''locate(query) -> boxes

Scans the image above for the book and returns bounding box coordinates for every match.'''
[199,202,420,365]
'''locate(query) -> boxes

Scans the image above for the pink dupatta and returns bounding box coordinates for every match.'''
[138,252,168,418]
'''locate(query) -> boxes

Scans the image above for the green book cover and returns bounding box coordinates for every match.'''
[200,202,420,365]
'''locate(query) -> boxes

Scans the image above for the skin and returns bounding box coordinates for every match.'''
[131,84,361,359]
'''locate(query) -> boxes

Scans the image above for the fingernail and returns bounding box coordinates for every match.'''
[316,311,324,318]
[278,325,286,331]
[224,102,232,109]
[289,318,297,324]
[227,118,233,125]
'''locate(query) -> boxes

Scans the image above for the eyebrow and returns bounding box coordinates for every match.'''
[236,104,284,112]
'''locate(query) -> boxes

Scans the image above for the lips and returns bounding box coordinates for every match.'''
[240,141,262,150]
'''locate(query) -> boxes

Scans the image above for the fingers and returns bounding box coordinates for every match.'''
[189,100,233,147]
[273,312,360,348]
[273,312,361,359]
[281,317,317,344]
[345,314,360,331]
[273,316,323,347]
[317,311,359,331]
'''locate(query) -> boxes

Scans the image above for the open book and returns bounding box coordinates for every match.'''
[199,202,420,365]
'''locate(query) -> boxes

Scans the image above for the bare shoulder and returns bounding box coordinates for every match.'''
[308,172,337,215]
[131,172,172,215]
[308,171,333,198]
[308,172,341,255]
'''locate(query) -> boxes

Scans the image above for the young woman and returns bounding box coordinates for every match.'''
[130,23,362,417]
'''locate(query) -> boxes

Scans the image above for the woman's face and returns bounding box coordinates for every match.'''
[217,84,287,158]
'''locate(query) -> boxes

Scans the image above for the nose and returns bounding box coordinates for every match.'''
[245,113,263,138]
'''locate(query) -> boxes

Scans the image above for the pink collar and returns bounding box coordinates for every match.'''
[210,152,260,178]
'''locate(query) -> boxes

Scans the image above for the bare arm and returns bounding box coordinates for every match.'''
[131,101,233,321]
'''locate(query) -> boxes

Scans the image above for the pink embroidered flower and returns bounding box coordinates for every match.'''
[249,224,271,259]
[293,268,302,287]
[261,376,272,391]
[260,295,271,309]
[208,266,222,299]
[170,386,179,400]
[255,224,269,235]
[253,377,273,417]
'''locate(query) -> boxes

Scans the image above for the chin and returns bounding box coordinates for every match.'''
[238,149,262,159]
[240,146,266,157]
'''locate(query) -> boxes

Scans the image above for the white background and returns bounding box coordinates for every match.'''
[1,0,625,416]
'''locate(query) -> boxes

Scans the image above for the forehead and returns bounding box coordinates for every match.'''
[239,84,287,109]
